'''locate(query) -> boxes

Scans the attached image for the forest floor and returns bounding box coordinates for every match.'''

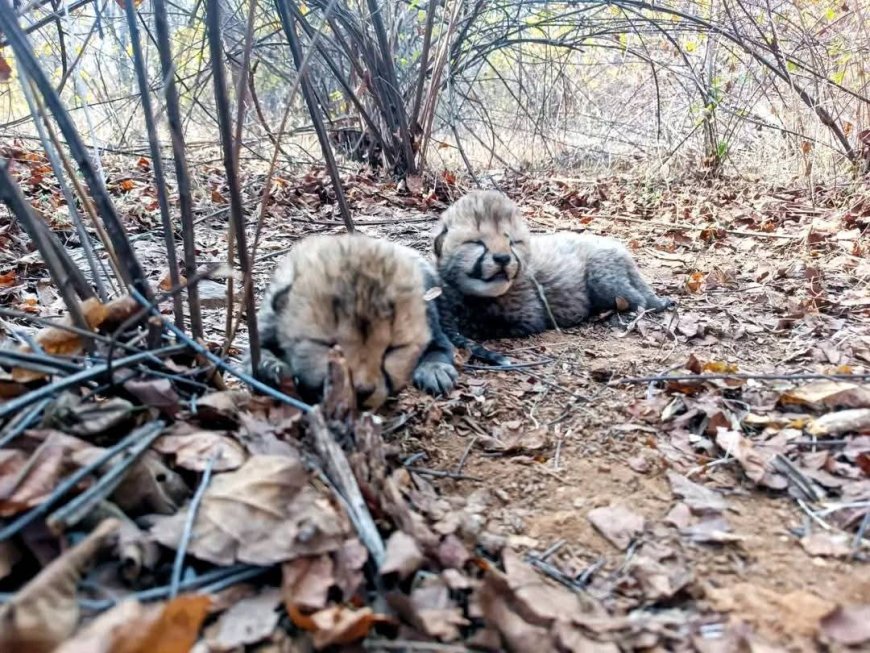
[1,151,869,652]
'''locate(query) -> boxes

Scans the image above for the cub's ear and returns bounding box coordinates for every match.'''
[432,224,448,258]
[270,283,292,314]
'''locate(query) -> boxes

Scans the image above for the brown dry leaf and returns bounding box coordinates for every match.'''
[205,589,282,651]
[800,532,852,558]
[666,471,728,515]
[477,570,556,653]
[47,396,136,439]
[282,554,334,612]
[0,55,12,82]
[333,538,368,601]
[153,430,246,472]
[55,600,146,653]
[0,269,17,286]
[686,271,705,293]
[779,381,870,410]
[112,594,211,653]
[716,430,787,490]
[807,408,870,436]
[380,530,424,580]
[819,604,870,646]
[151,455,348,565]
[301,605,392,649]
[629,554,693,601]
[587,504,645,550]
[0,539,21,581]
[193,390,252,426]
[0,519,119,653]
[387,579,469,641]
[109,451,189,516]
[478,425,548,454]
[702,360,738,373]
[123,378,180,418]
[501,548,599,623]
[10,298,111,382]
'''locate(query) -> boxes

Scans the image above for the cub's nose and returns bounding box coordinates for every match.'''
[492,253,512,266]
[355,385,376,406]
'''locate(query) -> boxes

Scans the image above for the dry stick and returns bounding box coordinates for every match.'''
[0,344,185,422]
[123,0,184,331]
[0,161,92,337]
[596,213,801,240]
[275,0,354,233]
[152,0,203,340]
[34,95,125,289]
[18,71,108,301]
[308,408,385,567]
[46,422,165,533]
[409,0,438,129]
[205,0,262,374]
[614,371,870,385]
[130,288,311,412]
[0,0,151,298]
[170,454,217,598]
[0,398,51,448]
[222,0,258,354]
[0,419,169,541]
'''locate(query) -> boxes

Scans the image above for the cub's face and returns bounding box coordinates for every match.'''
[268,235,430,410]
[433,190,531,298]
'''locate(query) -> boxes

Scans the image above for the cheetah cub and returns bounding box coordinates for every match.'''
[433,190,673,361]
[255,233,457,410]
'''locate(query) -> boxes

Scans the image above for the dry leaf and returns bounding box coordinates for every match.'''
[819,604,870,646]
[55,600,147,653]
[587,504,645,550]
[205,589,281,651]
[666,471,728,515]
[153,430,246,472]
[779,382,870,410]
[300,605,392,649]
[380,530,424,580]
[0,55,12,82]
[387,579,469,641]
[807,408,870,436]
[112,595,211,653]
[715,430,787,490]
[282,555,335,612]
[477,569,557,653]
[151,455,348,565]
[0,519,119,653]
[124,378,181,418]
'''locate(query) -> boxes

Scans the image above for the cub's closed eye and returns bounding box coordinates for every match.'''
[511,240,525,245]
[463,239,486,247]
[385,343,413,355]
[310,338,337,348]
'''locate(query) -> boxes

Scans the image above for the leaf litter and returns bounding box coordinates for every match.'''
[0,163,868,651]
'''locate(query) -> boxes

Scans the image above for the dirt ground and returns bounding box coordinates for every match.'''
[184,170,868,651]
[4,156,869,650]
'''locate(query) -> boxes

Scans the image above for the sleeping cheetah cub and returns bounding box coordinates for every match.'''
[433,190,673,361]
[255,233,457,410]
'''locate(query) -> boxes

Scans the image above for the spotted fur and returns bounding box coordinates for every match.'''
[254,233,457,410]
[433,190,673,359]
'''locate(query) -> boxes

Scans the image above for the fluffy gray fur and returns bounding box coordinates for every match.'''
[253,233,457,409]
[433,190,673,354]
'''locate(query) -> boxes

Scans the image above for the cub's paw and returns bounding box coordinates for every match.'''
[651,296,677,312]
[255,352,296,391]
[413,360,459,396]
[470,345,510,367]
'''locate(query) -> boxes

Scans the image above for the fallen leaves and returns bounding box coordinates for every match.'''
[779,381,870,410]
[0,519,119,653]
[819,604,870,646]
[587,504,645,550]
[151,455,349,565]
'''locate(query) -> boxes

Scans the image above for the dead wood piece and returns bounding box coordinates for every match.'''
[307,407,385,567]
